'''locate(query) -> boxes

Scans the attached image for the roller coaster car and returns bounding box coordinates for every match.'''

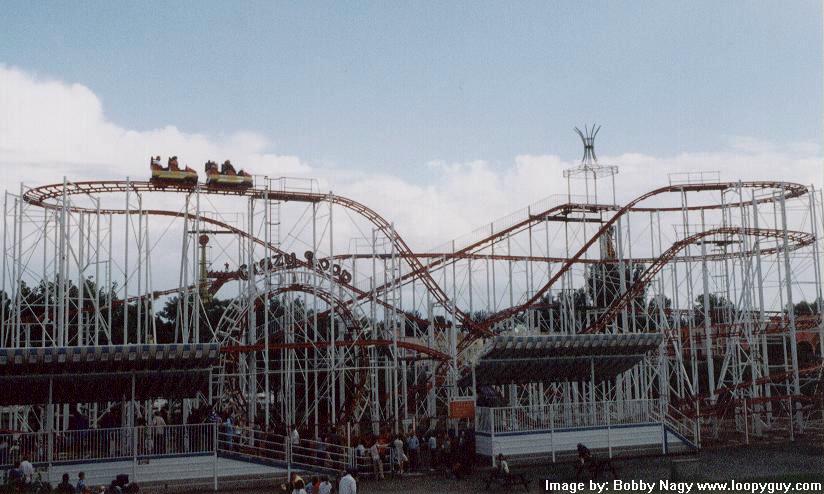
[205,160,253,188]
[150,156,198,185]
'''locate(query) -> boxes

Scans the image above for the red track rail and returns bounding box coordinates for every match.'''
[23,180,472,330]
[465,182,808,342]
[581,227,815,334]
[21,179,809,346]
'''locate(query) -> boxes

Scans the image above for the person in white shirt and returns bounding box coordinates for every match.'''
[392,435,406,474]
[317,475,333,494]
[290,426,301,459]
[152,411,167,454]
[369,441,384,479]
[338,469,357,494]
[19,457,34,485]
[499,454,510,475]
[291,478,308,494]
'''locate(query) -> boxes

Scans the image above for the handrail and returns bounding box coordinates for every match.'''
[477,399,659,434]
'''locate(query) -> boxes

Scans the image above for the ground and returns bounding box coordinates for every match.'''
[169,440,824,493]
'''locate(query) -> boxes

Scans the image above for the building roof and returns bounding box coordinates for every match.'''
[0,344,219,405]
[467,333,662,386]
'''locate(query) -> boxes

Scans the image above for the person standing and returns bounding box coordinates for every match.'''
[338,468,357,494]
[291,478,308,494]
[318,475,333,494]
[392,435,406,474]
[152,411,166,454]
[369,439,384,479]
[56,473,76,493]
[77,471,89,493]
[19,456,34,486]
[355,440,366,473]
[440,435,452,473]
[427,434,437,471]
[223,412,235,450]
[406,433,419,471]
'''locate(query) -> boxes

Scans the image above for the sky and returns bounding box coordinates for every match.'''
[0,1,822,248]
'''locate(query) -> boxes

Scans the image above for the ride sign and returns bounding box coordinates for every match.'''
[448,399,475,419]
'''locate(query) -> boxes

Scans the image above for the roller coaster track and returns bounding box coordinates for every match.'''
[332,246,803,264]
[580,227,816,334]
[674,362,824,419]
[20,203,443,330]
[14,177,818,430]
[361,182,804,319]
[22,180,473,329]
[460,182,808,347]
[21,180,809,349]
[19,183,458,385]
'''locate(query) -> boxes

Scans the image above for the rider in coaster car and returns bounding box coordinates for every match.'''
[220,160,237,175]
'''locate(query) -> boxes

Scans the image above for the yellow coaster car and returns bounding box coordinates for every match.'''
[205,160,253,188]
[150,156,198,185]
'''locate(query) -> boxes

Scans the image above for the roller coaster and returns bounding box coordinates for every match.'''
[2,134,823,447]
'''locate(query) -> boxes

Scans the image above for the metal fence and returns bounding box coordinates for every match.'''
[214,425,354,474]
[1,424,216,469]
[478,399,659,434]
[291,436,352,473]
[1,422,352,475]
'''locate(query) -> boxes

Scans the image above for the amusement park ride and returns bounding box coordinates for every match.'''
[1,128,823,450]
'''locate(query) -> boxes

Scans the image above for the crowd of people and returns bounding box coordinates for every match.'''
[272,426,476,494]
[3,405,480,493]
[279,471,345,494]
[4,464,97,493]
[353,427,475,480]
[53,471,88,493]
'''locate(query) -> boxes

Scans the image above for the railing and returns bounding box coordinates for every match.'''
[662,403,700,448]
[612,399,657,425]
[350,445,400,479]
[477,399,699,463]
[291,436,352,473]
[0,430,50,466]
[668,171,721,186]
[476,406,493,433]
[0,424,216,469]
[136,424,215,457]
[214,425,354,474]
[53,426,134,462]
[480,399,659,435]
[216,425,287,463]
[1,423,352,476]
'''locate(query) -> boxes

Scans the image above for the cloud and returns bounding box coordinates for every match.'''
[0,64,310,186]
[1,62,821,257]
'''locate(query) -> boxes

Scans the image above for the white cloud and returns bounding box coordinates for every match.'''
[0,64,310,186]
[1,63,821,256]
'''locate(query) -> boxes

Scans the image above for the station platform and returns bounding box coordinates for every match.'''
[29,454,288,490]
